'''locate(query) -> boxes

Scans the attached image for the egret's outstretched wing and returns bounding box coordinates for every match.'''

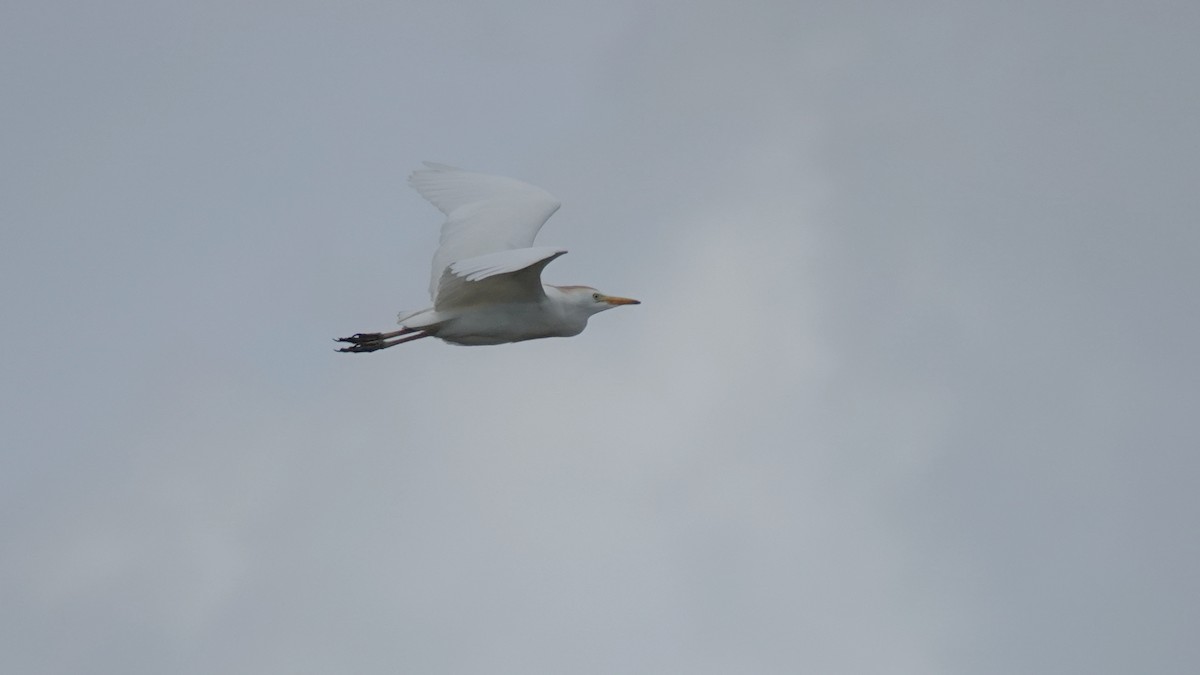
[409,162,561,300]
[434,247,567,311]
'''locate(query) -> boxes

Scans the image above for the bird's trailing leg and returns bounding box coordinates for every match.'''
[335,328,429,353]
[338,328,412,343]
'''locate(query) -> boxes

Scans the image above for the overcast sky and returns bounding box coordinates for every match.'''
[2,2,1198,673]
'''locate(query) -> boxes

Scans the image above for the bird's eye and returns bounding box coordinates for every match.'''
[592,293,602,301]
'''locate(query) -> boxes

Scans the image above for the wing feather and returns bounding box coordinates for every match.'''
[409,163,561,300]
[434,247,567,311]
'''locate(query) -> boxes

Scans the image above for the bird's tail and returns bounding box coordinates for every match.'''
[397,307,441,330]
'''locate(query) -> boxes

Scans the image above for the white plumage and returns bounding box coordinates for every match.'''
[337,163,639,351]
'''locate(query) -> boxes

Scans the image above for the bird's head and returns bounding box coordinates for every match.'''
[561,285,641,316]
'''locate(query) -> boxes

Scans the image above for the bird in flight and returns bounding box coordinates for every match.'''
[337,163,640,352]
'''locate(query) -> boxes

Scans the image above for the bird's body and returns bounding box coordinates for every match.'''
[337,163,639,352]
[398,286,588,346]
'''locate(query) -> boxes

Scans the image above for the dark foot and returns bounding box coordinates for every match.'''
[335,332,383,345]
[334,329,428,353]
[337,341,387,353]
[335,328,412,345]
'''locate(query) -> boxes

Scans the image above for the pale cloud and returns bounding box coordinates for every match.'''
[2,2,1197,674]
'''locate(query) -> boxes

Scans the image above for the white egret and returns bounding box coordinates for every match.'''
[337,163,640,352]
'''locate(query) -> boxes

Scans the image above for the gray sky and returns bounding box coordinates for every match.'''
[3,1,1198,673]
